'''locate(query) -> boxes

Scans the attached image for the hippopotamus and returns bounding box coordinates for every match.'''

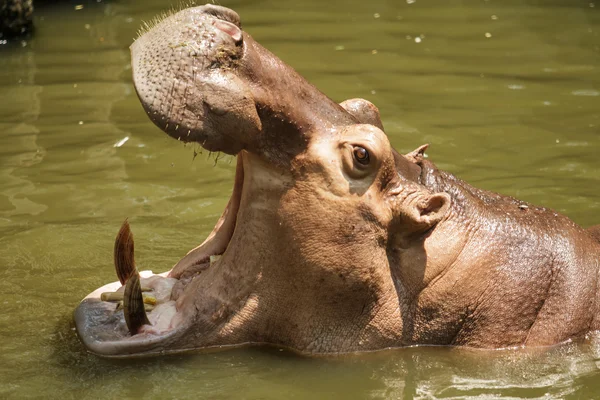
[74,4,600,357]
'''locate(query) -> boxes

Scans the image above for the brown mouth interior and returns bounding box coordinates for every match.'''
[168,153,244,282]
[75,153,245,355]
[137,152,245,335]
[140,151,245,325]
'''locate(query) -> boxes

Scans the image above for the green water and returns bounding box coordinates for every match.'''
[1,0,599,398]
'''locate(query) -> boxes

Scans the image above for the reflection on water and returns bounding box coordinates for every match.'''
[42,320,600,399]
[0,0,599,398]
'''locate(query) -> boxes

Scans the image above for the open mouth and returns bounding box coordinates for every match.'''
[74,153,245,357]
[75,6,257,356]
[75,3,370,357]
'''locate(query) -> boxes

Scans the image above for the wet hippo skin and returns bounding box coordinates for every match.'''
[74,4,600,357]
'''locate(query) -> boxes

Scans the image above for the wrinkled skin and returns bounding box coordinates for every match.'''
[74,4,600,357]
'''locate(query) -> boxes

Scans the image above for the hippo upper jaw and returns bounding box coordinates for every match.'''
[130,5,261,155]
[130,4,358,163]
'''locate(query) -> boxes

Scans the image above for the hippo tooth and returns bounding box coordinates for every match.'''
[123,272,151,335]
[114,219,135,285]
[101,292,124,302]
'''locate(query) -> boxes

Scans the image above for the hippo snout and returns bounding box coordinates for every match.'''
[130,4,260,154]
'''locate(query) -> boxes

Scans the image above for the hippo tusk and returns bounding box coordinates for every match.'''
[114,219,135,285]
[114,220,152,334]
[123,272,151,335]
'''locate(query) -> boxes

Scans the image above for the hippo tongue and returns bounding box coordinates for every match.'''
[168,153,244,280]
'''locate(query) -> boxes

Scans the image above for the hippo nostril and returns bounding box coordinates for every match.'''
[213,19,243,44]
[202,4,242,28]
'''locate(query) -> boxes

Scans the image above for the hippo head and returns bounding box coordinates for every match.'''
[74,5,451,356]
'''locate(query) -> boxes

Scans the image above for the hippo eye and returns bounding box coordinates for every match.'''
[353,146,370,165]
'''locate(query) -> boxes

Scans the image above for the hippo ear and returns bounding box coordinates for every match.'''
[404,144,429,163]
[340,98,384,131]
[414,192,451,228]
[397,190,451,232]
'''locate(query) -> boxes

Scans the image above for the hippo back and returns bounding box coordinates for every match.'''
[587,225,600,243]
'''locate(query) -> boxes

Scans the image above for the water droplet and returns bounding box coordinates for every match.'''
[407,0,416,4]
[415,37,422,43]
[485,32,492,38]
[371,49,378,55]
[491,15,498,20]
[84,24,91,30]
[508,84,524,90]
[371,90,377,95]
[373,13,380,19]
[75,4,84,10]
[78,121,84,125]
[334,45,345,51]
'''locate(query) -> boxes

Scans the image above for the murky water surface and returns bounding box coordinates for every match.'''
[1,0,599,398]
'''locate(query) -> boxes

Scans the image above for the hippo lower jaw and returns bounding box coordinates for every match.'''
[73,273,186,357]
[74,156,246,357]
